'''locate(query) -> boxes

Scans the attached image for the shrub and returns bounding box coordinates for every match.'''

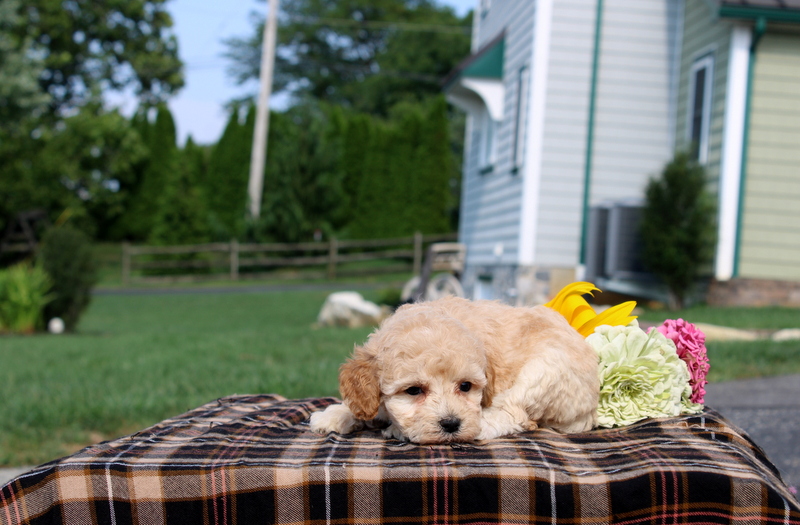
[37,226,98,331]
[640,152,716,309]
[0,261,53,334]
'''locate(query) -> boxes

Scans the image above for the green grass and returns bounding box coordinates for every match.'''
[637,304,800,331]
[0,290,376,467]
[638,304,800,383]
[1,290,799,467]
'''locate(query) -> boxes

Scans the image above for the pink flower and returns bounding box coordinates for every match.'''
[657,319,710,404]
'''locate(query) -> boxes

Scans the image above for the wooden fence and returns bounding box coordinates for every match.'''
[121,232,458,286]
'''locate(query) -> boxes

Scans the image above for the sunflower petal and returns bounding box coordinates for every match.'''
[544,281,598,311]
[577,301,638,337]
[570,303,596,327]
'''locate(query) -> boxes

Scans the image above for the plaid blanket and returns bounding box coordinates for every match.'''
[2,394,798,525]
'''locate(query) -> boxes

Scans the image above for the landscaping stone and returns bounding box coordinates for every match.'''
[694,323,760,342]
[771,328,800,342]
[316,291,389,328]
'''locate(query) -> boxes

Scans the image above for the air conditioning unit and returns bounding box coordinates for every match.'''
[584,201,654,283]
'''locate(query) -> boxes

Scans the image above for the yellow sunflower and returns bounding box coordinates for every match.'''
[544,281,637,337]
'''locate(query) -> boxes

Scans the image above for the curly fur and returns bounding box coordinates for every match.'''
[309,296,599,443]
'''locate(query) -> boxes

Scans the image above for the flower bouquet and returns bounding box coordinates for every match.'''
[545,282,709,428]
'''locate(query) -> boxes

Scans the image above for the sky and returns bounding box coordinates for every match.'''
[112,0,477,145]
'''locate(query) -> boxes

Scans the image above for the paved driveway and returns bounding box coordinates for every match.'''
[705,374,800,491]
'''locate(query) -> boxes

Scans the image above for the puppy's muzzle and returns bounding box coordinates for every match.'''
[439,416,462,434]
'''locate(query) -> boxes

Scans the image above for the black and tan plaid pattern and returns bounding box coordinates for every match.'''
[2,394,799,524]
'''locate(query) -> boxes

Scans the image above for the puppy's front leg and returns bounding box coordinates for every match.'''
[477,403,531,440]
[309,403,365,435]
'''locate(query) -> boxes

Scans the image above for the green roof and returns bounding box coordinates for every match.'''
[442,33,505,88]
[462,37,504,79]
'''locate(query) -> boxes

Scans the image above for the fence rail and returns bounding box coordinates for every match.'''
[121,232,458,285]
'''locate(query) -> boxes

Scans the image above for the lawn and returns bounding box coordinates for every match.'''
[0,290,376,467]
[1,289,799,467]
[638,304,800,382]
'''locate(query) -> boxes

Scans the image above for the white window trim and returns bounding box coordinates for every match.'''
[513,65,530,171]
[478,108,499,170]
[687,53,715,164]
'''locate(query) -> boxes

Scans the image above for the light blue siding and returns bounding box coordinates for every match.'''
[459,0,535,265]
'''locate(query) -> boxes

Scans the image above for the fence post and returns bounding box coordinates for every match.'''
[327,237,338,280]
[230,239,239,281]
[413,231,423,275]
[122,242,131,287]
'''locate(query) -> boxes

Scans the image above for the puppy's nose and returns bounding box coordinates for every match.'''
[439,416,461,434]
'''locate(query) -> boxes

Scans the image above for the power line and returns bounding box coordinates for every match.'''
[283,15,471,34]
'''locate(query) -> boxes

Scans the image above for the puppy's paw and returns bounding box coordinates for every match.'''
[309,403,364,435]
[524,419,539,432]
[381,423,407,441]
[477,405,527,440]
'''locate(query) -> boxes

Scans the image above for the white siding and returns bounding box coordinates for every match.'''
[589,1,682,207]
[461,0,683,269]
[536,0,596,266]
[460,0,536,265]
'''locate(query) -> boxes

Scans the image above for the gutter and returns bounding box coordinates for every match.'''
[719,6,800,24]
[579,0,604,266]
[732,16,766,278]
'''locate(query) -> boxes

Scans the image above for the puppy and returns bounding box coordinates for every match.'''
[309,296,599,443]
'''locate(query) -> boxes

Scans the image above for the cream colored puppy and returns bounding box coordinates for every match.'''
[309,296,599,443]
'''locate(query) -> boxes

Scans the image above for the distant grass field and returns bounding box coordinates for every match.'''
[1,288,798,467]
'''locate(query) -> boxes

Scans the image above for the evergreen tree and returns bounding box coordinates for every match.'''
[350,120,391,238]
[640,152,716,309]
[206,105,255,239]
[148,136,209,246]
[346,99,453,239]
[413,96,452,234]
[255,103,347,242]
[124,105,178,240]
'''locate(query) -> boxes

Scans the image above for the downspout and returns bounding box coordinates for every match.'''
[579,0,604,267]
[732,16,766,277]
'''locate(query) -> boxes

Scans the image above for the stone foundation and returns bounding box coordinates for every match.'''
[707,278,800,307]
[460,264,576,306]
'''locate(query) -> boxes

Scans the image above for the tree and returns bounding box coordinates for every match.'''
[206,105,256,239]
[123,105,179,240]
[0,0,49,131]
[640,152,717,310]
[11,0,183,113]
[148,136,210,247]
[223,0,471,115]
[35,103,148,239]
[253,102,348,242]
[348,98,452,238]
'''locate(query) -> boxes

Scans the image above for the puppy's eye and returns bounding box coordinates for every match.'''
[459,381,472,392]
[405,386,423,396]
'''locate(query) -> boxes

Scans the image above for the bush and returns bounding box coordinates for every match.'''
[0,261,52,334]
[37,226,98,331]
[640,152,716,309]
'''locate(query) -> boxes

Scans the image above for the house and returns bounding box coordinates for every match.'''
[444,0,800,306]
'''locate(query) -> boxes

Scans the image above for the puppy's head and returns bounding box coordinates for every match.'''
[340,305,490,443]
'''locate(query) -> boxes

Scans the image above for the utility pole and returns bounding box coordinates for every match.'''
[247,0,279,219]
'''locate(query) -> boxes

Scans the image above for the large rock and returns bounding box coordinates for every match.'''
[317,291,388,328]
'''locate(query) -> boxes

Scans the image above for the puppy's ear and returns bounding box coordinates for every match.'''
[339,353,381,420]
[481,358,495,408]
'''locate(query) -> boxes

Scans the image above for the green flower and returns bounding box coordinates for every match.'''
[587,322,702,428]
